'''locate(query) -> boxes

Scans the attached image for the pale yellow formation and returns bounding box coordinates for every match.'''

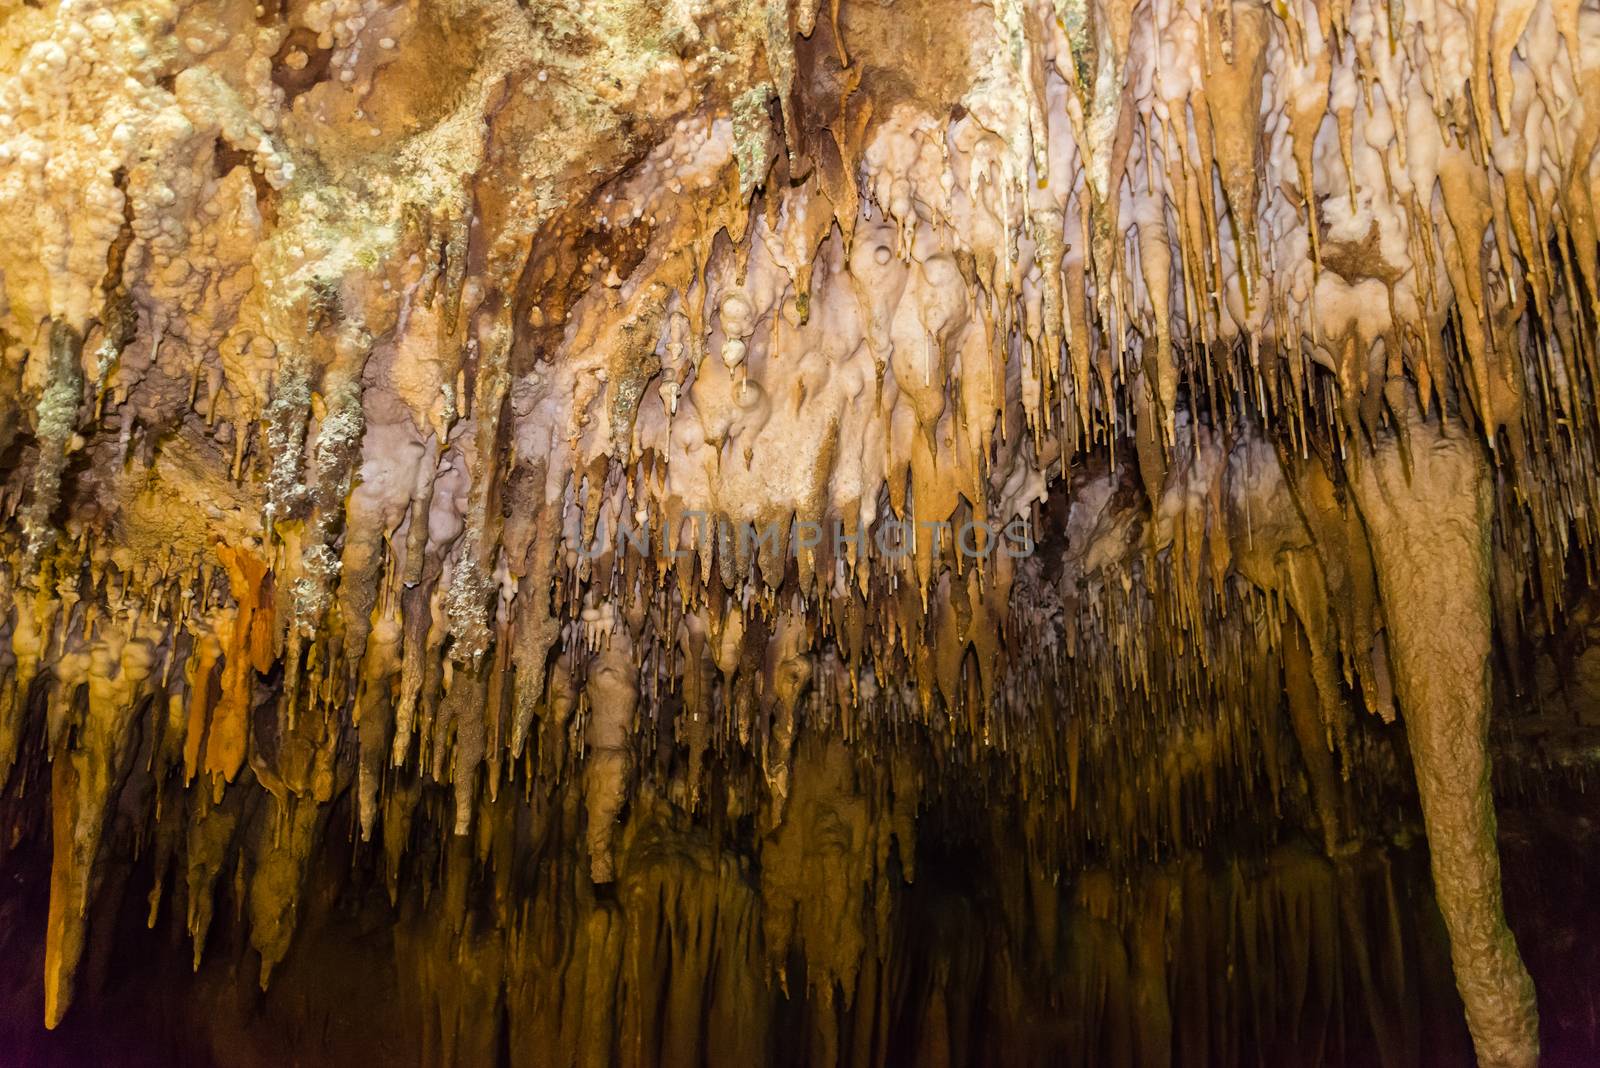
[2,0,1597,1064]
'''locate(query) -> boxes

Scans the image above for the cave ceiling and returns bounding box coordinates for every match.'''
[2,0,1599,1064]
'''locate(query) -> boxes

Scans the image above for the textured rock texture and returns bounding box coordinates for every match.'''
[3,0,1600,1063]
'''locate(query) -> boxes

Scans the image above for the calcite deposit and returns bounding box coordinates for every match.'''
[2,0,1600,1064]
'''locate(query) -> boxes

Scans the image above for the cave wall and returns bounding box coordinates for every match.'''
[3,0,1600,1063]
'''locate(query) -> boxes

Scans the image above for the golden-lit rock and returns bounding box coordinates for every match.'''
[4,0,1600,1064]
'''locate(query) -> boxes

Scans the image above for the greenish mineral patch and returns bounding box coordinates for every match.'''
[444,557,496,664]
[21,321,83,578]
[263,362,312,529]
[732,84,777,198]
[608,291,668,461]
[1053,0,1094,90]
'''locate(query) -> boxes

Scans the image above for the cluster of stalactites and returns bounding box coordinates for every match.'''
[0,0,1589,1057]
[489,0,1600,810]
[5,0,1599,841]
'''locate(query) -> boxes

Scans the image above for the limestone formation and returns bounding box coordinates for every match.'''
[2,0,1599,1063]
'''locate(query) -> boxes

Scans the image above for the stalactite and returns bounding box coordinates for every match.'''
[1349,420,1539,1067]
[1,0,1597,1061]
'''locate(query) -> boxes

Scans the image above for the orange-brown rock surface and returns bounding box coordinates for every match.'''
[5,0,1600,1064]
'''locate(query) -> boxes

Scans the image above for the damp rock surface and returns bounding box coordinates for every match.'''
[1,0,1600,1064]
